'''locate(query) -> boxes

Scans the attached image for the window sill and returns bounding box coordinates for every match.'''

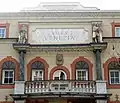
[107,83,120,89]
[0,85,14,89]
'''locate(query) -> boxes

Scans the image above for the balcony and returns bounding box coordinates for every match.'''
[11,80,108,99]
[24,80,107,95]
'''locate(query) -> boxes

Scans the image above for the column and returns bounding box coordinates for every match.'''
[19,50,25,81]
[94,49,102,80]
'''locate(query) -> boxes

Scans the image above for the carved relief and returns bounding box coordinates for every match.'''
[92,22,103,43]
[56,54,64,66]
[18,24,28,44]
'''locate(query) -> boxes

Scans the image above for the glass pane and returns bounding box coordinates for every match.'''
[116,28,120,37]
[54,77,59,80]
[111,78,114,83]
[0,28,5,38]
[75,61,89,69]
[39,71,42,76]
[5,71,8,77]
[4,78,8,83]
[110,72,114,77]
[35,71,38,76]
[31,61,44,69]
[9,78,13,83]
[115,72,119,77]
[115,78,119,83]
[2,61,15,69]
[9,71,13,77]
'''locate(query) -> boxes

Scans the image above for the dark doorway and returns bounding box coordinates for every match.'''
[71,99,96,103]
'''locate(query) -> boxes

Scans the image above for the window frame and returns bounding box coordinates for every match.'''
[1,61,15,85]
[0,23,9,38]
[109,70,120,84]
[2,69,14,84]
[0,27,6,38]
[31,61,45,81]
[115,27,120,37]
[76,69,88,80]
[75,61,89,80]
[32,69,43,81]
[111,22,120,37]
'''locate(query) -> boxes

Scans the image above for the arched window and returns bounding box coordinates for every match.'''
[31,61,44,81]
[75,61,89,80]
[53,70,66,80]
[2,61,15,84]
[108,61,120,84]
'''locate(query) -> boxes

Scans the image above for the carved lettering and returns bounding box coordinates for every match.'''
[32,28,89,44]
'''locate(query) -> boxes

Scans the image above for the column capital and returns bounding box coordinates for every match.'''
[93,49,102,53]
[19,50,26,54]
[90,42,107,51]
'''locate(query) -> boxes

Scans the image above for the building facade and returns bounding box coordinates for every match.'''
[0,2,120,103]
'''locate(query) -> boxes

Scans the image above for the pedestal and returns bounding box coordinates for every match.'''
[14,100,25,103]
[14,81,25,94]
[96,80,107,94]
[96,100,107,103]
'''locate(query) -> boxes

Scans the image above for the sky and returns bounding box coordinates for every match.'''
[0,0,120,12]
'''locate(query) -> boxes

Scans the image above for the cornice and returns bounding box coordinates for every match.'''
[0,11,120,19]
[13,42,107,52]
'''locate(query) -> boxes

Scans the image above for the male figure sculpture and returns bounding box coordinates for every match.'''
[18,24,27,44]
[92,23,103,43]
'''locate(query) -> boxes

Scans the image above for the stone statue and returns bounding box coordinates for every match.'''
[18,24,27,44]
[92,22,103,43]
[56,54,64,66]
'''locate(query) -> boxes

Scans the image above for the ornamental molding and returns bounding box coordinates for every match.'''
[13,42,107,52]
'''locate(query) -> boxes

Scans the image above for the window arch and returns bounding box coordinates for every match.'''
[71,56,93,80]
[50,66,70,80]
[0,56,19,85]
[104,57,120,88]
[27,57,49,81]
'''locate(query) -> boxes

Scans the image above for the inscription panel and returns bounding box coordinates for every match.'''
[30,28,91,44]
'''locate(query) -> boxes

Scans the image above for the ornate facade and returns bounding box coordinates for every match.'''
[0,2,120,103]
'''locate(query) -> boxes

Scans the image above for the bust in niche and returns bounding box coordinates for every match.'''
[56,54,64,66]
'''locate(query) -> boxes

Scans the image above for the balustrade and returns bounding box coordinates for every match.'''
[25,80,96,94]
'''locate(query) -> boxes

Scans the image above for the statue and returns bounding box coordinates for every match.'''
[92,22,103,43]
[18,24,27,44]
[56,54,64,66]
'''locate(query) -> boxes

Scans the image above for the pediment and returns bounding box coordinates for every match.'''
[21,2,99,11]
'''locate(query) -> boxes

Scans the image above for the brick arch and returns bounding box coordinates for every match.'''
[0,56,19,81]
[71,56,93,80]
[103,57,120,88]
[27,57,49,81]
[50,66,70,80]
